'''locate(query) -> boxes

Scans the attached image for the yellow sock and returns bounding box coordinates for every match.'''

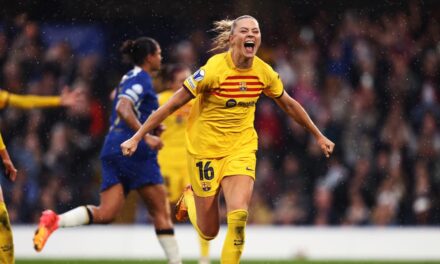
[183,190,215,241]
[199,235,210,258]
[0,202,14,264]
[221,209,248,264]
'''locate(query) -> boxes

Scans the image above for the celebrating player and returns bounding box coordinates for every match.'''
[121,16,334,264]
[157,64,210,264]
[33,37,182,264]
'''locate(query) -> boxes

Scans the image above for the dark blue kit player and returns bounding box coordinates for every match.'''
[34,37,182,264]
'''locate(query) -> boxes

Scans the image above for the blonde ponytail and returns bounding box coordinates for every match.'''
[210,19,234,52]
[210,15,258,52]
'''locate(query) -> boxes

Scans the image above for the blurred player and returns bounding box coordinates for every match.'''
[33,37,182,264]
[0,87,80,264]
[157,64,210,264]
[121,16,334,263]
[0,133,17,264]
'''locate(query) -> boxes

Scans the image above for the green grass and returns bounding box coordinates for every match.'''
[15,260,440,264]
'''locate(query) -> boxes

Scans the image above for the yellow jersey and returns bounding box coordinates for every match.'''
[183,51,284,158]
[157,90,193,167]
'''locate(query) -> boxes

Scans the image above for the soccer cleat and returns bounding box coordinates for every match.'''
[175,185,192,222]
[33,210,60,252]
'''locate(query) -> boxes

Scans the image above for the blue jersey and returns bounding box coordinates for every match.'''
[99,66,163,193]
[100,66,159,159]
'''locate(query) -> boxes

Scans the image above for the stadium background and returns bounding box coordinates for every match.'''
[1,0,440,262]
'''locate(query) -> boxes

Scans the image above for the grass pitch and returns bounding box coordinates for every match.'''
[15,260,440,264]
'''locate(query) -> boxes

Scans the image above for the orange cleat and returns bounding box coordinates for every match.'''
[175,185,193,222]
[33,210,59,252]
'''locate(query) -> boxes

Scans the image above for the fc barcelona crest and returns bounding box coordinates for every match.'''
[239,81,247,91]
[201,182,211,192]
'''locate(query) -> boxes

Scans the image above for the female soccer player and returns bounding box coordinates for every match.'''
[0,133,17,264]
[121,16,334,263]
[157,64,210,264]
[34,37,182,264]
[0,87,80,264]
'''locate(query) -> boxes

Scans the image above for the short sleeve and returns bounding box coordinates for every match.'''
[183,67,208,97]
[118,80,147,104]
[263,68,284,98]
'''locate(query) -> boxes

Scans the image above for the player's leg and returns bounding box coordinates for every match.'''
[220,175,254,264]
[138,183,173,229]
[77,155,128,224]
[137,184,181,264]
[0,186,14,264]
[82,183,126,224]
[166,163,211,264]
[178,175,211,264]
[34,154,127,252]
[176,186,219,257]
[190,192,220,240]
[176,155,222,240]
[175,189,214,263]
[181,191,217,264]
[33,183,126,252]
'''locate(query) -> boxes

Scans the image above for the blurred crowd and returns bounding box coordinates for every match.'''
[1,1,440,226]
[0,14,108,223]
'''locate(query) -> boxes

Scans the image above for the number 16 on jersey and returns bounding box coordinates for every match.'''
[196,161,214,180]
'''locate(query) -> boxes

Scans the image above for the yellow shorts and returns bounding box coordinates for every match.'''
[161,164,190,204]
[187,151,256,197]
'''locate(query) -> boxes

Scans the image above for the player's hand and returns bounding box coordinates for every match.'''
[153,123,166,137]
[60,86,82,107]
[144,134,163,151]
[121,138,139,156]
[316,135,335,158]
[2,159,17,181]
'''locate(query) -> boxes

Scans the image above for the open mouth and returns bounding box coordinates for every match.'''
[244,41,255,53]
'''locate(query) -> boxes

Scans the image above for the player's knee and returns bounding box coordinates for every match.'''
[199,225,219,240]
[94,207,117,224]
[95,215,115,224]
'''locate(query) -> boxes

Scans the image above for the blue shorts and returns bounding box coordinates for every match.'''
[100,153,163,194]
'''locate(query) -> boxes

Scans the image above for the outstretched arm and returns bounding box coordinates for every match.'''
[6,87,81,109]
[274,92,335,158]
[8,93,60,109]
[121,87,193,156]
